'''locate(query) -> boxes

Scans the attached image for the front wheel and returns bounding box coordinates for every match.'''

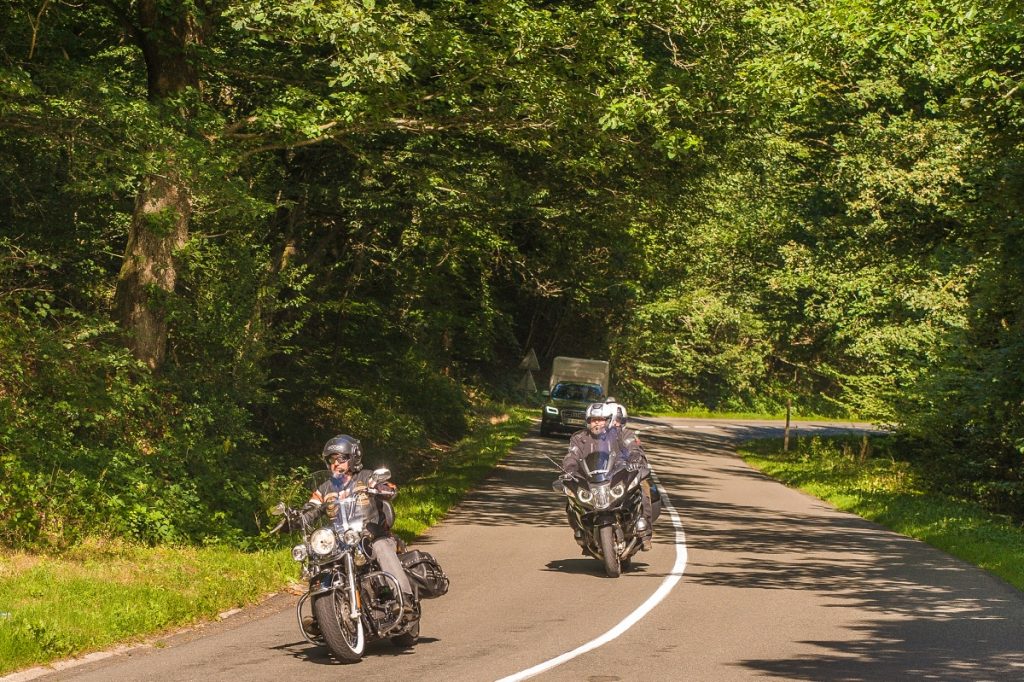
[313,589,365,663]
[599,525,621,578]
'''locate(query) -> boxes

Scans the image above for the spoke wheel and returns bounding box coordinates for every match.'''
[313,589,365,663]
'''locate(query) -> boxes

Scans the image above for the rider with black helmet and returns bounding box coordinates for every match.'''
[300,435,414,605]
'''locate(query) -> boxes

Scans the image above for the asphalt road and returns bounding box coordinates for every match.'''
[13,418,1024,681]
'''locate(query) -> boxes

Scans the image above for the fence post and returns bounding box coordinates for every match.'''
[784,399,792,452]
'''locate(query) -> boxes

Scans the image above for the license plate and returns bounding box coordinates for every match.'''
[564,418,584,426]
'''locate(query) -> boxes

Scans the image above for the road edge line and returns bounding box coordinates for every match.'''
[495,469,688,682]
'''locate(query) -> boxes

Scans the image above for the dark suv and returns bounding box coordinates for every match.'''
[540,382,605,436]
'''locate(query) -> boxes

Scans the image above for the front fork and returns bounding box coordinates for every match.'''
[343,552,360,620]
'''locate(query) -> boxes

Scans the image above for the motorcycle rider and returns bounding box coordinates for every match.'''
[603,397,656,550]
[298,435,415,620]
[562,402,655,550]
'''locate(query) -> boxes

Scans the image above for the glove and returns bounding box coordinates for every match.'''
[561,471,576,481]
[626,454,644,472]
[374,482,397,499]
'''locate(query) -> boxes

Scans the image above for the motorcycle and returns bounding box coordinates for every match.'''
[552,452,659,578]
[270,467,449,663]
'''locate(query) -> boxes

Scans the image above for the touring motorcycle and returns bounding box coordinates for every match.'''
[270,468,448,663]
[552,452,659,578]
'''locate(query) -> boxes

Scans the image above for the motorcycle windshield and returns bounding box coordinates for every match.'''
[582,450,612,483]
[306,470,370,534]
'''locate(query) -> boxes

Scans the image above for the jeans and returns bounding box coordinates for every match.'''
[372,535,413,596]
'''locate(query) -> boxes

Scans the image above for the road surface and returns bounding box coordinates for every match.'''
[12,418,1024,681]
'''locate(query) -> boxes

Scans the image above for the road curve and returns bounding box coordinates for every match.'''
[15,418,1024,681]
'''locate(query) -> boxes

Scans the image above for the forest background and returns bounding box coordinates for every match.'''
[1,0,1022,550]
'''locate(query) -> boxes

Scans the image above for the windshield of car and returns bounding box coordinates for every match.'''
[551,382,604,401]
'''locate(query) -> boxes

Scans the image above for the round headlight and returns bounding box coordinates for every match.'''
[343,528,360,546]
[610,483,625,499]
[577,488,593,504]
[291,544,308,562]
[310,528,337,556]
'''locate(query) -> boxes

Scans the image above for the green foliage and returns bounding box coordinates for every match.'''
[614,287,772,411]
[3,0,1024,549]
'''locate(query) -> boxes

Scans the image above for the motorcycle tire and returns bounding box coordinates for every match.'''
[391,617,420,648]
[313,589,365,663]
[599,525,621,578]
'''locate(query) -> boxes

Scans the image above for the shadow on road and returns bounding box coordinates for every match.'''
[271,635,441,666]
[636,420,1024,680]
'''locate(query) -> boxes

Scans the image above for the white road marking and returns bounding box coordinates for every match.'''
[495,471,688,681]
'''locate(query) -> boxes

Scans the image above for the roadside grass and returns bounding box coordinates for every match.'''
[0,543,295,675]
[0,404,533,676]
[738,435,1024,593]
[391,406,533,540]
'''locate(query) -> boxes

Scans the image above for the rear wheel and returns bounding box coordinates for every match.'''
[313,589,365,663]
[391,617,420,648]
[599,525,621,578]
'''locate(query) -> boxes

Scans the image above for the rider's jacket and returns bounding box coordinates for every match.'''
[562,426,645,477]
[304,468,396,531]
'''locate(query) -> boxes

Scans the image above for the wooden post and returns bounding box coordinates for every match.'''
[784,399,792,452]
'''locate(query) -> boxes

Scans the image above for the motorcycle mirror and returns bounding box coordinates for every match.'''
[369,467,391,487]
[270,501,286,516]
[551,479,566,493]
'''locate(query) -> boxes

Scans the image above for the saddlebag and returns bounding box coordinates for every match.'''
[399,550,449,599]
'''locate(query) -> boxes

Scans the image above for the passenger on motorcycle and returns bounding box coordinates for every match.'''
[298,435,415,607]
[562,402,655,550]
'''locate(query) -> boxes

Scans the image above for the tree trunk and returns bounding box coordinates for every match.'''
[115,171,191,370]
[113,1,204,370]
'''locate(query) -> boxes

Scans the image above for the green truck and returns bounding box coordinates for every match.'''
[539,356,611,436]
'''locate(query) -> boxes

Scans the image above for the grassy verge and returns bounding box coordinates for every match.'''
[738,435,1024,593]
[0,404,533,676]
[391,406,533,539]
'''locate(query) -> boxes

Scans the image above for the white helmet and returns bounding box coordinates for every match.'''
[585,402,615,435]
[604,397,627,426]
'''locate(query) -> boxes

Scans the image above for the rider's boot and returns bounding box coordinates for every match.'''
[302,615,321,637]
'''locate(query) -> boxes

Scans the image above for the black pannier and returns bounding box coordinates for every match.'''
[399,550,449,599]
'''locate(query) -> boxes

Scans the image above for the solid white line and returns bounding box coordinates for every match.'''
[495,471,688,682]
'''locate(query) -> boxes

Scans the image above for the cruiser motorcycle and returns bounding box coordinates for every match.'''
[270,468,448,663]
[552,452,658,578]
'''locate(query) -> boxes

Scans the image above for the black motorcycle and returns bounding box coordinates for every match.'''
[270,468,448,663]
[552,453,658,578]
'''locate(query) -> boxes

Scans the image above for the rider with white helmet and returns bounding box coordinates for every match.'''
[561,400,655,550]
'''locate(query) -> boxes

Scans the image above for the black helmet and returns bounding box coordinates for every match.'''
[322,434,363,472]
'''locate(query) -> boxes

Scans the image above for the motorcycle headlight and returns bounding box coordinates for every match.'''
[544,405,559,415]
[291,544,308,562]
[577,488,593,505]
[310,528,337,556]
[592,484,611,509]
[610,483,625,499]
[342,528,360,546]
